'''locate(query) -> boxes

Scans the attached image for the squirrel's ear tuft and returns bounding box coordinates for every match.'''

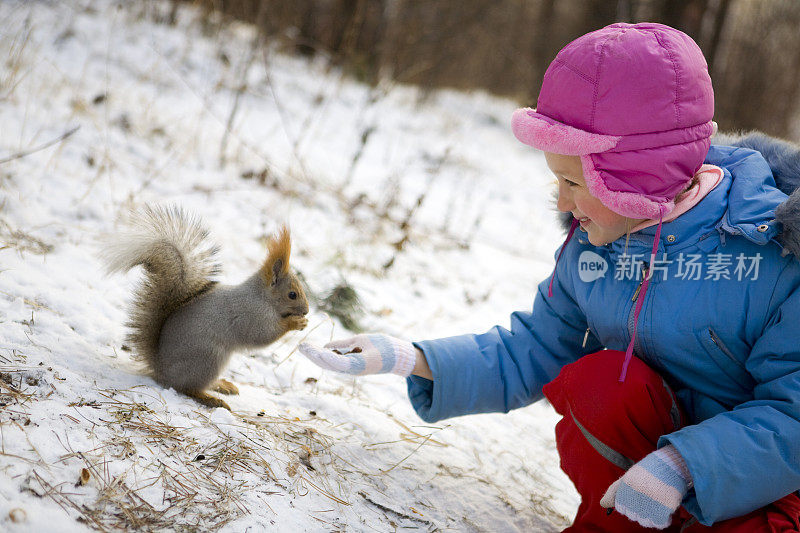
[261,225,291,285]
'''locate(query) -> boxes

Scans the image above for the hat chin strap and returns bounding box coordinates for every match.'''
[619,211,664,381]
[548,211,665,383]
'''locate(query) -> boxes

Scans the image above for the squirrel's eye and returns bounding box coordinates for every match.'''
[288,291,298,300]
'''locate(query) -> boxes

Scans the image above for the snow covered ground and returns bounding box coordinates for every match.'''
[0,1,577,531]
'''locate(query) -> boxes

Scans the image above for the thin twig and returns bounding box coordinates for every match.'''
[219,31,260,168]
[358,490,433,526]
[0,126,80,165]
[380,433,434,474]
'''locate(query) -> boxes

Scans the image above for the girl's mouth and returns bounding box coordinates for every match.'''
[577,216,591,226]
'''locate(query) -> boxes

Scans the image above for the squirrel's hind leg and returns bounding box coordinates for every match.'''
[185,390,231,411]
[212,379,239,395]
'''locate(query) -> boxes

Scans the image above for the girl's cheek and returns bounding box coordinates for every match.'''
[588,210,619,227]
[573,192,613,222]
[575,196,605,221]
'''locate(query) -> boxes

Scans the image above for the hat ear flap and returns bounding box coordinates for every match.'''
[261,226,291,286]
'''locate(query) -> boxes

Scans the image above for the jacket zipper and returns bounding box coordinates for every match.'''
[631,263,649,303]
[709,329,746,371]
[585,260,650,351]
[627,262,648,355]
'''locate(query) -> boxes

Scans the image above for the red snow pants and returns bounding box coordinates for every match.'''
[542,349,800,532]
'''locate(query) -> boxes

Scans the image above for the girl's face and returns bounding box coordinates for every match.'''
[544,152,644,246]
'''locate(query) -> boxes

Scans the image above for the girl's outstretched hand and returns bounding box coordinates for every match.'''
[600,445,692,529]
[298,334,417,377]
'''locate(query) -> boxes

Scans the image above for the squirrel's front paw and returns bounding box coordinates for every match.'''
[284,315,308,331]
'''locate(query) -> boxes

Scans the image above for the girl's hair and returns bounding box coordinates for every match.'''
[682,174,701,194]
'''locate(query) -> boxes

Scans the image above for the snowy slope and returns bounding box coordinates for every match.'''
[0,1,577,531]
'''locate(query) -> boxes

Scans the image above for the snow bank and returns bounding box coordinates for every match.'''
[0,1,576,530]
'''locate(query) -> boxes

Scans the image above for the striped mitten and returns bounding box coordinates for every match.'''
[600,445,693,529]
[298,334,417,377]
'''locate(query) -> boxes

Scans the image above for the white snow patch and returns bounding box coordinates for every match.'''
[0,1,577,531]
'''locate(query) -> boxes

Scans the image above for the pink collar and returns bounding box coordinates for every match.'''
[629,165,724,233]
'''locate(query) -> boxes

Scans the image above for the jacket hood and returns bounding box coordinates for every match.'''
[712,132,800,258]
[557,132,800,258]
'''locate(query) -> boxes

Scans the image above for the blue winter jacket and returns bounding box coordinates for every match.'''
[407,142,800,525]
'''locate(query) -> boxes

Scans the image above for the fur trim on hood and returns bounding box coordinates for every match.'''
[712,132,800,258]
[556,131,800,258]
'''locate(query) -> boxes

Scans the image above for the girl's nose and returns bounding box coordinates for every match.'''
[556,182,575,212]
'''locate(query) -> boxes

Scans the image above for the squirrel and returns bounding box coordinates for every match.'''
[101,205,309,410]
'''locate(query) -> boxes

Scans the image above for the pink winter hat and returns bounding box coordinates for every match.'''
[512,23,715,219]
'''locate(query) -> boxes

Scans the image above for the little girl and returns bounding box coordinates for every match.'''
[300,23,800,531]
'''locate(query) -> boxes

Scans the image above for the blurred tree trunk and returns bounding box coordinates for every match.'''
[573,0,620,36]
[659,0,708,36]
[530,0,557,102]
[712,0,800,138]
[185,0,800,141]
[704,0,732,68]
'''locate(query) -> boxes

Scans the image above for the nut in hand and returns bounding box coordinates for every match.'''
[332,346,361,355]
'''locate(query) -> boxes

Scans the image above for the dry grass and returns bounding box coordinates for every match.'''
[12,386,393,531]
[0,15,32,103]
[0,221,55,256]
[0,324,565,531]
[0,369,37,408]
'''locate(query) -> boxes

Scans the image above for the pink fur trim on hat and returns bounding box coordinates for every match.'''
[511,108,620,155]
[580,155,675,219]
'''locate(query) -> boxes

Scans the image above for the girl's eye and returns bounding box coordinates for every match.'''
[288,291,298,300]
[557,175,580,188]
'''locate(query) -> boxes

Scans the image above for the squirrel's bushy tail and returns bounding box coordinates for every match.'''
[101,205,220,369]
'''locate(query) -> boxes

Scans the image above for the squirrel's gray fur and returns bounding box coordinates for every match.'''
[101,205,309,408]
